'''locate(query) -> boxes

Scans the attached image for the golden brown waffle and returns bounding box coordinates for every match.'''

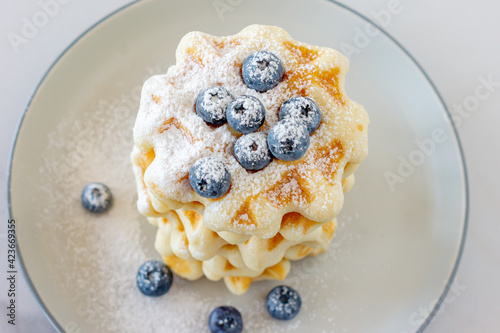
[131,25,368,294]
[133,147,349,294]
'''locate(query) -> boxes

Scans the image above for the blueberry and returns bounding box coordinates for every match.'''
[267,118,310,161]
[81,182,112,213]
[189,157,231,199]
[279,97,322,134]
[208,306,243,333]
[242,51,284,92]
[226,95,266,134]
[266,285,302,320]
[196,87,233,125]
[234,132,272,171]
[136,260,173,297]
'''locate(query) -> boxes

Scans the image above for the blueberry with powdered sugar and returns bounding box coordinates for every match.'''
[267,118,310,161]
[266,285,302,320]
[189,157,231,198]
[81,182,112,213]
[208,306,243,333]
[234,132,272,171]
[279,97,322,134]
[242,51,284,92]
[226,95,266,134]
[196,87,233,125]
[136,260,173,297]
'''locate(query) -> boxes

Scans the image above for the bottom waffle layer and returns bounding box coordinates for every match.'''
[149,214,337,295]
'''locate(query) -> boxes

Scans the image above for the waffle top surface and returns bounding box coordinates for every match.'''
[133,25,368,239]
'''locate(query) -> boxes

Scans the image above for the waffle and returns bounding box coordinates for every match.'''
[131,25,368,294]
[132,147,349,294]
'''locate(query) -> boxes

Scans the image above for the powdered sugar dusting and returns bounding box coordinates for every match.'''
[265,178,308,208]
[280,97,321,133]
[199,86,232,121]
[193,157,228,183]
[228,95,265,128]
[273,118,308,142]
[234,132,269,162]
[244,50,281,82]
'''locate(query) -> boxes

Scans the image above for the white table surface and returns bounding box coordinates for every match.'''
[1,0,499,332]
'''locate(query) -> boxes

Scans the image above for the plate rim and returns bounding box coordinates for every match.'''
[324,1,469,331]
[6,1,142,332]
[6,1,469,332]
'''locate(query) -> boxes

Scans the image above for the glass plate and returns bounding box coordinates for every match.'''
[8,0,468,332]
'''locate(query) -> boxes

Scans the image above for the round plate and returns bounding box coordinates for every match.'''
[8,0,468,332]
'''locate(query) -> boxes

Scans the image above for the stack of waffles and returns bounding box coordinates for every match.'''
[131,25,368,295]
